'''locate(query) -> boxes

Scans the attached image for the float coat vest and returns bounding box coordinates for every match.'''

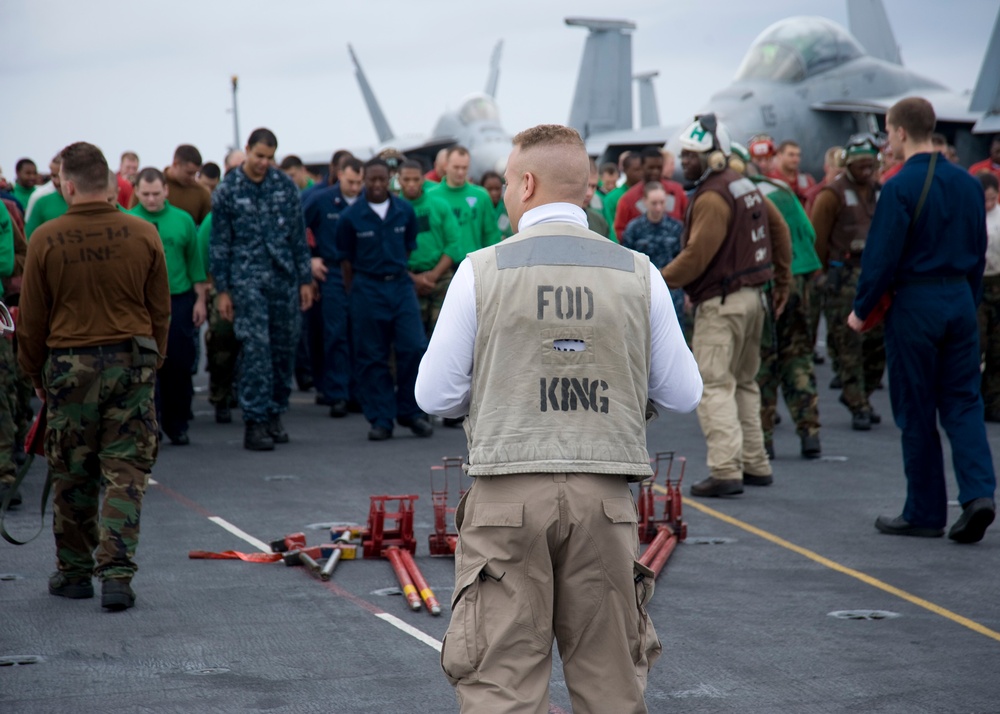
[682,168,773,305]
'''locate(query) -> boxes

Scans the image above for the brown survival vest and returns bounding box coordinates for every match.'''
[824,174,880,260]
[682,168,773,305]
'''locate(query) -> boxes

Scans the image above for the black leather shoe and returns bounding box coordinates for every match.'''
[800,433,821,459]
[764,440,775,460]
[442,417,464,428]
[874,515,944,538]
[852,411,872,431]
[868,409,882,425]
[690,477,744,497]
[215,404,232,424]
[101,579,136,611]
[168,431,190,446]
[267,415,289,444]
[0,481,23,508]
[948,498,996,543]
[49,572,94,599]
[830,375,842,389]
[743,472,773,487]
[329,400,349,418]
[296,374,314,392]
[398,416,433,438]
[244,422,275,451]
[368,427,392,441]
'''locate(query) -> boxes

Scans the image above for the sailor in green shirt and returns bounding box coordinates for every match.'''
[399,161,463,338]
[130,167,208,445]
[12,159,38,212]
[426,146,500,254]
[25,189,68,240]
[602,152,643,243]
[481,171,514,241]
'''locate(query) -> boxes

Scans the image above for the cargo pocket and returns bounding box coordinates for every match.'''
[633,561,663,671]
[440,560,489,685]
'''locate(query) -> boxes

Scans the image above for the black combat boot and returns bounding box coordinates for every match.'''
[267,414,289,444]
[244,422,275,451]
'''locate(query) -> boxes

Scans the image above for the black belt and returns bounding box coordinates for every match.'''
[50,339,133,356]
[896,275,966,287]
[356,270,405,282]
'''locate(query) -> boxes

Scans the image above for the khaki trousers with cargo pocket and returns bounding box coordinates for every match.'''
[441,472,661,714]
[692,286,772,480]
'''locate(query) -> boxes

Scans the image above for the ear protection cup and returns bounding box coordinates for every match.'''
[707,150,727,172]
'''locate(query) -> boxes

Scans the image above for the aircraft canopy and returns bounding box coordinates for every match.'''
[735,16,864,83]
[459,94,500,124]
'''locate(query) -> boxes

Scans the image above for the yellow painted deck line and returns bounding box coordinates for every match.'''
[661,487,1000,643]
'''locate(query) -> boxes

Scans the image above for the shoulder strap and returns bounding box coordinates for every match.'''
[908,152,937,236]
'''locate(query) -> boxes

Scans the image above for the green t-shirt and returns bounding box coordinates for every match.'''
[426,181,500,253]
[129,201,206,294]
[12,184,34,212]
[752,177,821,275]
[25,191,68,240]
[495,200,514,241]
[602,183,630,243]
[402,192,464,272]
[0,201,14,278]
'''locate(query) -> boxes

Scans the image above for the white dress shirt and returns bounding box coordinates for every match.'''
[414,202,702,418]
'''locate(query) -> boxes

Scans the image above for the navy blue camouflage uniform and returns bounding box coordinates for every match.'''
[335,194,427,432]
[855,152,996,529]
[209,167,312,424]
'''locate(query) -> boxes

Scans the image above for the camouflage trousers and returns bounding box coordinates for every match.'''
[978,274,1000,414]
[0,336,17,485]
[205,287,240,407]
[11,337,34,446]
[417,270,453,339]
[824,264,885,414]
[757,275,820,441]
[44,347,157,581]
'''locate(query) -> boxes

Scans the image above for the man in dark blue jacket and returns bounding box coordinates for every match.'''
[335,158,432,441]
[303,157,364,417]
[850,97,996,543]
[210,128,313,451]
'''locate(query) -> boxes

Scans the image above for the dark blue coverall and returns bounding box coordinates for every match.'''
[855,152,997,529]
[305,183,356,405]
[335,195,427,432]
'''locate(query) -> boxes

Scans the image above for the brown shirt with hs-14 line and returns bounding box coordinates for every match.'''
[16,201,171,388]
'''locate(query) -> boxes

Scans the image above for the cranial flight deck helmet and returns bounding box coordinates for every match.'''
[679,113,733,183]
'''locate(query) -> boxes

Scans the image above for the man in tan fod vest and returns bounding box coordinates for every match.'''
[415,125,703,713]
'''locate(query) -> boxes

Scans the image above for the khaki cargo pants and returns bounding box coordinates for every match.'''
[442,472,660,714]
[692,286,771,480]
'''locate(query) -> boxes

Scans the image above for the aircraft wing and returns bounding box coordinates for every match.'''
[581,125,680,157]
[810,89,981,125]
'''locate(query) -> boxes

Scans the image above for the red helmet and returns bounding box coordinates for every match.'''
[748,134,776,159]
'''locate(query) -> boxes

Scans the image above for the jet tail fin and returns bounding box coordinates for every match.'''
[847,0,902,65]
[347,44,395,143]
[565,18,636,139]
[485,40,503,98]
[970,7,1000,133]
[634,71,660,129]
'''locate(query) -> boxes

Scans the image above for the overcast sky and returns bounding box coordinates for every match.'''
[1,0,997,176]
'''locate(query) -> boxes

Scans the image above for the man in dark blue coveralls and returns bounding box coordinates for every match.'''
[849,97,996,543]
[303,157,364,417]
[335,158,433,441]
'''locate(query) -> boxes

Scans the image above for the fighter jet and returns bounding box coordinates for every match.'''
[566,1,1000,177]
[341,41,512,182]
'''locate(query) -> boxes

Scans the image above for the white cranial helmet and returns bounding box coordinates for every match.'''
[679,114,732,157]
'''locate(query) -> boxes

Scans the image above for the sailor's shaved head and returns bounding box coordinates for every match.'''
[503,125,590,233]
